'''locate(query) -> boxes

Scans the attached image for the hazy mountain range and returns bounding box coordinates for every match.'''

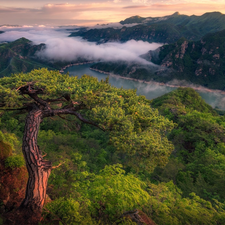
[0,38,51,77]
[0,37,88,77]
[92,29,225,89]
[1,11,225,90]
[70,12,225,44]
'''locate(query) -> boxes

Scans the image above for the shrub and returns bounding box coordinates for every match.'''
[4,155,25,169]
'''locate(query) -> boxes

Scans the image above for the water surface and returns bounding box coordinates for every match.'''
[64,64,225,110]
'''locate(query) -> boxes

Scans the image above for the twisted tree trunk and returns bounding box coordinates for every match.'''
[16,108,52,223]
[3,84,102,224]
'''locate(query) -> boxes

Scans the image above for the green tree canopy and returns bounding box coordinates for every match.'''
[0,68,174,173]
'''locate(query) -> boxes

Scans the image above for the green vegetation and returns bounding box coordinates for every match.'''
[1,70,225,224]
[92,29,225,90]
[4,155,24,169]
[0,38,55,77]
[120,15,146,24]
[152,29,225,89]
[151,88,225,203]
[70,12,225,44]
[91,62,157,81]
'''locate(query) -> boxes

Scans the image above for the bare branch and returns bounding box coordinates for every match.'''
[17,84,51,109]
[16,82,35,91]
[21,94,31,100]
[63,93,71,102]
[57,114,77,122]
[19,84,44,95]
[71,111,105,131]
[29,93,51,109]
[52,161,65,169]
[43,108,105,131]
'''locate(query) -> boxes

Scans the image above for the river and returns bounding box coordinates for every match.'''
[64,63,225,110]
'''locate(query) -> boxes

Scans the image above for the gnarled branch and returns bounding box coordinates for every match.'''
[52,161,65,169]
[43,108,105,131]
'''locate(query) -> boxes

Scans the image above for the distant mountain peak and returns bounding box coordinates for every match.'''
[205,11,222,15]
[172,12,180,16]
[14,37,31,43]
[131,15,141,18]
[120,15,145,24]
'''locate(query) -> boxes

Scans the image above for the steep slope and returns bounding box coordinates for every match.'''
[151,87,217,116]
[0,37,96,77]
[90,61,160,81]
[152,29,225,89]
[0,38,54,77]
[70,12,225,44]
[92,29,225,90]
[151,88,225,203]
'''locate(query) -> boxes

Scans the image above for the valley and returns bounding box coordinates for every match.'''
[1,10,225,225]
[65,63,225,110]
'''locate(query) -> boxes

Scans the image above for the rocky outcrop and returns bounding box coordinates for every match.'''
[0,140,28,214]
[176,41,188,59]
[121,209,156,225]
[0,163,28,214]
[146,29,225,89]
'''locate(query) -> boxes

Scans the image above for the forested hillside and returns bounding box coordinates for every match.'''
[0,38,88,78]
[91,29,225,90]
[70,12,225,44]
[149,29,225,89]
[0,38,53,77]
[1,69,225,224]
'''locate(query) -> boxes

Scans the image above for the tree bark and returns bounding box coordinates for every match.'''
[18,108,52,221]
[4,100,101,224]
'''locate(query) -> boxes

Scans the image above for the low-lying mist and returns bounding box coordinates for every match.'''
[0,26,162,64]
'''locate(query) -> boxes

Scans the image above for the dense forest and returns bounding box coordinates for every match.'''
[0,68,225,224]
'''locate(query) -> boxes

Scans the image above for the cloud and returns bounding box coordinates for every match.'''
[0,27,69,43]
[123,5,148,9]
[0,3,118,26]
[87,22,139,29]
[37,37,161,64]
[1,2,225,26]
[132,0,149,4]
[0,27,162,65]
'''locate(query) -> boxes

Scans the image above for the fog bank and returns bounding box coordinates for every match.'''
[0,26,162,64]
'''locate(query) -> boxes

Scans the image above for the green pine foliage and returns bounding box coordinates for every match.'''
[4,155,25,169]
[144,181,225,225]
[151,87,225,205]
[0,68,174,174]
[1,69,225,224]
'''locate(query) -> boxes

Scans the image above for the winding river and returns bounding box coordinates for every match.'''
[64,63,225,110]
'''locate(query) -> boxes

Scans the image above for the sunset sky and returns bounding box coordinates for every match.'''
[1,0,225,26]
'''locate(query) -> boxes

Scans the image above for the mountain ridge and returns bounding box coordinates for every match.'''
[0,37,54,77]
[70,11,225,44]
[90,28,225,90]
